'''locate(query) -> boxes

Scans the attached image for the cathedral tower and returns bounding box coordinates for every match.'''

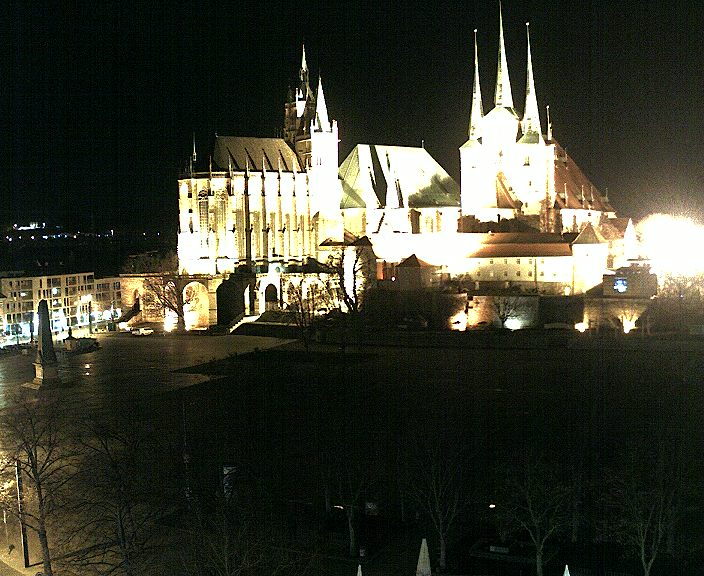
[460,8,555,222]
[283,48,342,242]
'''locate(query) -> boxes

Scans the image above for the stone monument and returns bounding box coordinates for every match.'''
[31,300,60,387]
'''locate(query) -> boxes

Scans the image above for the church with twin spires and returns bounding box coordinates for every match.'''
[175,9,635,322]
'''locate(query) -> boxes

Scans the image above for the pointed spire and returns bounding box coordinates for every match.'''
[563,565,571,576]
[299,44,310,98]
[416,538,431,576]
[356,565,363,576]
[192,132,197,163]
[522,22,543,140]
[468,29,484,140]
[546,105,552,141]
[314,75,331,132]
[494,2,514,109]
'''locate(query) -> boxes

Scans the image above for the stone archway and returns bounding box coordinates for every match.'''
[183,281,210,330]
[264,284,279,311]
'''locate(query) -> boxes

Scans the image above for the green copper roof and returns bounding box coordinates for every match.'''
[339,144,460,209]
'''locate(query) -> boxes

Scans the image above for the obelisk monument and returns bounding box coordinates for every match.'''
[31,300,60,387]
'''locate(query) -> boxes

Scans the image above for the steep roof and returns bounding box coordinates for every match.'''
[598,217,630,240]
[469,243,572,258]
[398,254,433,268]
[212,136,302,172]
[572,222,605,244]
[496,172,523,209]
[339,144,460,210]
[480,232,565,244]
[553,141,614,212]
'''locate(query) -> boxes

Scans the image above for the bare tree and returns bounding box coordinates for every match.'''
[286,277,336,352]
[606,299,648,334]
[495,452,571,576]
[142,274,196,331]
[55,417,173,576]
[0,399,77,576]
[491,295,527,328]
[334,460,369,558]
[656,272,704,333]
[120,251,178,275]
[599,442,690,576]
[407,441,469,571]
[327,245,375,316]
[178,495,310,576]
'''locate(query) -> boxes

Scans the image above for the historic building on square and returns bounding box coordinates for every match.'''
[170,10,636,327]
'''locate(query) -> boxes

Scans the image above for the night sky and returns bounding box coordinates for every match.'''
[2,0,704,233]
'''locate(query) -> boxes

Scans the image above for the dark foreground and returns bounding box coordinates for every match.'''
[0,330,701,576]
[177,331,704,576]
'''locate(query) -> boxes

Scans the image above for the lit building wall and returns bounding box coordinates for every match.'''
[0,272,96,335]
[178,169,334,276]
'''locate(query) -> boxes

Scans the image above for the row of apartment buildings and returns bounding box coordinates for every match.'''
[0,272,123,338]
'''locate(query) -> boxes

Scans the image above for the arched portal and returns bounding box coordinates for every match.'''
[183,281,210,330]
[264,284,279,311]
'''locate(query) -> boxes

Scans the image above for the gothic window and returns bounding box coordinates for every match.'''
[198,192,209,247]
[216,194,227,233]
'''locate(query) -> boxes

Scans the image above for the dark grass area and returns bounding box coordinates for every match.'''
[171,333,704,576]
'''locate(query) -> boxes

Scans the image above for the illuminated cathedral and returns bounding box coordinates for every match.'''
[174,10,636,324]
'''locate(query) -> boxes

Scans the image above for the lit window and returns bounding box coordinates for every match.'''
[528,271,533,277]
[516,259,520,264]
[516,271,521,277]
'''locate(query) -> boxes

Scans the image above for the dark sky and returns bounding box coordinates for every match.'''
[2,0,704,233]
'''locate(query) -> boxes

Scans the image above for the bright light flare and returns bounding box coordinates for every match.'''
[163,310,178,332]
[622,318,637,334]
[450,311,467,331]
[638,214,704,279]
[504,318,522,330]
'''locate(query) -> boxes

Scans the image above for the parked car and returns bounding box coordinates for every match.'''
[131,327,154,336]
